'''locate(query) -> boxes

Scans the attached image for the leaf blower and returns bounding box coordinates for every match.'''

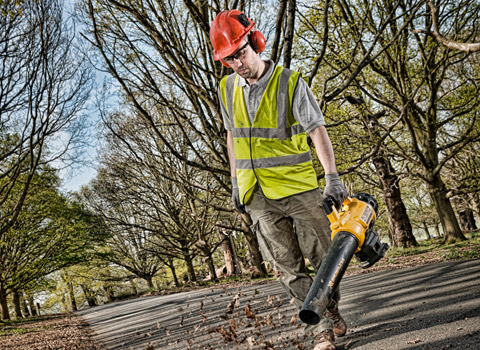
[299,193,389,325]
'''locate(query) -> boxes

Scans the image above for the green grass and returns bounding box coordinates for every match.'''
[347,231,480,267]
[384,231,480,257]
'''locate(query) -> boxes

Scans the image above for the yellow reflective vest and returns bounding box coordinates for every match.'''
[220,65,318,204]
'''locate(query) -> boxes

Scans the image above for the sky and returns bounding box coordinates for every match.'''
[61,158,98,192]
[58,0,103,193]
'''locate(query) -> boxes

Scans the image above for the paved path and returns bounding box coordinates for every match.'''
[77,259,480,349]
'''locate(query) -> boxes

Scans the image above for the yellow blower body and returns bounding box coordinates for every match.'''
[299,193,389,325]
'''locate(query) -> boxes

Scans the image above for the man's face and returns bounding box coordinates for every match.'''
[222,38,261,80]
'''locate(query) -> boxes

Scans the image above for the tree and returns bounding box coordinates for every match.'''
[81,108,240,284]
[298,0,480,243]
[444,142,480,232]
[0,167,105,320]
[78,0,305,276]
[80,171,166,289]
[0,0,93,238]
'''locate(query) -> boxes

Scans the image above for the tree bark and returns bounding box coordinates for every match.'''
[360,110,417,248]
[428,175,467,243]
[67,281,78,312]
[144,275,154,290]
[241,215,268,276]
[167,257,180,287]
[422,221,431,240]
[218,229,241,276]
[205,253,218,282]
[183,251,197,283]
[434,224,441,238]
[129,280,138,295]
[372,155,417,247]
[0,286,10,320]
[26,294,37,316]
[103,285,114,303]
[283,0,296,68]
[80,284,97,307]
[271,0,288,64]
[22,297,30,317]
[458,209,477,233]
[12,290,23,319]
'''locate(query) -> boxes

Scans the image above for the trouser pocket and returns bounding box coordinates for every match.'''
[249,217,277,271]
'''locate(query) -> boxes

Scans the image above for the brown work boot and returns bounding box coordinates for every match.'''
[313,329,336,350]
[326,304,347,337]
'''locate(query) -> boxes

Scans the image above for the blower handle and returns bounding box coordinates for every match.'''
[322,196,337,215]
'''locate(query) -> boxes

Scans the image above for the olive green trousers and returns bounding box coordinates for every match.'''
[246,187,340,336]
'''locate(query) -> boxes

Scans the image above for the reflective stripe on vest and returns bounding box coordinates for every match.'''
[220,65,318,204]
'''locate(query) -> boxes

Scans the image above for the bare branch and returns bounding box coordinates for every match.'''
[412,0,480,52]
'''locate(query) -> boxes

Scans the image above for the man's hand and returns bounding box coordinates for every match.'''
[324,173,348,209]
[231,178,246,214]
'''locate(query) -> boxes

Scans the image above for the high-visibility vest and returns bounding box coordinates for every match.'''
[219,65,318,204]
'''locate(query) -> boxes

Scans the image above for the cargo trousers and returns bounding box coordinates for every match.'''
[246,187,339,336]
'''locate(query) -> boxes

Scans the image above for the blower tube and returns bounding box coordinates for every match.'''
[299,231,358,325]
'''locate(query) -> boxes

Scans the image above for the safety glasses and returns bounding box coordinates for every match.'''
[223,42,250,65]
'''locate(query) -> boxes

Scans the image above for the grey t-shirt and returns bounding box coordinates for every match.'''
[218,60,325,133]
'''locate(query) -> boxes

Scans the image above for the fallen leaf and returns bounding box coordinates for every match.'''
[290,314,297,326]
[245,304,256,319]
[406,338,421,344]
[247,336,256,346]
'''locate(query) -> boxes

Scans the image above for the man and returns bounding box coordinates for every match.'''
[210,10,348,350]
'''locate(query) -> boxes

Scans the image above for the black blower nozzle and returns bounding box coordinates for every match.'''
[299,231,358,325]
[299,193,389,325]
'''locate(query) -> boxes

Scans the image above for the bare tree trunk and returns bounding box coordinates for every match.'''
[423,221,431,240]
[167,257,181,287]
[241,215,268,276]
[458,209,477,233]
[26,294,37,317]
[283,0,296,68]
[22,297,30,317]
[474,194,480,219]
[103,285,114,303]
[205,253,218,282]
[271,0,288,64]
[183,252,197,283]
[80,284,97,307]
[434,224,442,238]
[145,276,154,290]
[0,286,10,320]
[230,234,242,275]
[130,280,138,295]
[60,294,68,313]
[12,290,23,319]
[218,229,241,276]
[373,155,417,247]
[357,109,417,248]
[428,176,467,243]
[67,281,77,312]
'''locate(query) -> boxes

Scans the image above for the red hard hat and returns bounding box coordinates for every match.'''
[210,10,256,61]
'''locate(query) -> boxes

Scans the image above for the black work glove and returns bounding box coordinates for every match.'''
[324,173,348,209]
[231,178,246,214]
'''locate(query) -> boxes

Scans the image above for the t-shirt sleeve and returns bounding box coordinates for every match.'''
[218,86,233,131]
[292,78,325,134]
